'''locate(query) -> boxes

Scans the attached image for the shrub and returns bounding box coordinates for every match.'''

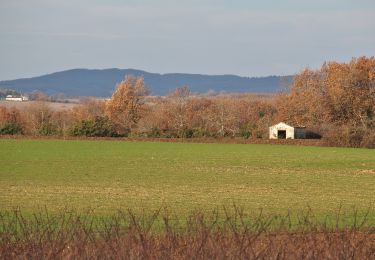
[146,127,161,138]
[177,128,194,138]
[305,130,322,139]
[192,128,208,138]
[0,123,23,135]
[254,129,265,139]
[38,123,59,136]
[360,130,375,148]
[69,116,119,137]
[321,125,375,148]
[239,123,256,139]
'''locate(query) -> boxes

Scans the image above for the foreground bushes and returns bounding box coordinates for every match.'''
[0,208,374,259]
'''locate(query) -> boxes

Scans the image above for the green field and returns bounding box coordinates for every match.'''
[0,139,374,220]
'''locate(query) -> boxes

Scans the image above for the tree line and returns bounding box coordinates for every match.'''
[1,57,374,147]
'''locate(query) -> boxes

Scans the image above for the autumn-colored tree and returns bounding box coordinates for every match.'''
[136,93,277,139]
[185,98,213,137]
[24,102,56,135]
[0,107,24,135]
[206,97,237,137]
[166,86,191,132]
[105,76,149,134]
[234,99,276,138]
[277,56,375,146]
[52,110,75,136]
[72,98,106,121]
[322,57,375,128]
[136,99,167,137]
[278,57,375,127]
[276,68,326,127]
[0,107,7,126]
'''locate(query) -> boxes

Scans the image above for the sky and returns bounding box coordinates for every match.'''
[0,0,374,80]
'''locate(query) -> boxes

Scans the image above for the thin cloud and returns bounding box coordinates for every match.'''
[0,0,374,79]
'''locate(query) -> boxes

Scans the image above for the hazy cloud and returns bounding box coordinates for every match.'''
[0,0,374,79]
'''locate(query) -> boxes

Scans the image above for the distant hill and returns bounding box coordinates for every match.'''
[0,69,293,97]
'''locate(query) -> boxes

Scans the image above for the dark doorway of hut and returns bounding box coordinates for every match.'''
[277,130,286,139]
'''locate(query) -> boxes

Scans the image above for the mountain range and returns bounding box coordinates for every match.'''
[0,69,293,97]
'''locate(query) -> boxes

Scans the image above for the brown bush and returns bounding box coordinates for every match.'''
[1,208,374,259]
[361,131,375,148]
[322,125,375,148]
[71,98,106,122]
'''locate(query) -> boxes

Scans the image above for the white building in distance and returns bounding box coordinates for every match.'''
[269,122,306,139]
[5,95,28,102]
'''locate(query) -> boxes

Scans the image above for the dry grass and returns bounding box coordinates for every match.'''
[0,101,77,111]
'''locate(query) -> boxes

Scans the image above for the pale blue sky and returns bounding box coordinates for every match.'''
[1,0,374,80]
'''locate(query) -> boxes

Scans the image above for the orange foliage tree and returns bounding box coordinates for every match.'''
[278,56,375,128]
[105,76,149,135]
[277,56,375,146]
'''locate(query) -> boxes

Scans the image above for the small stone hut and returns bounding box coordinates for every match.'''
[269,122,306,139]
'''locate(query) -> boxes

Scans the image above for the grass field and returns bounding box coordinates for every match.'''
[0,100,77,111]
[0,139,374,221]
